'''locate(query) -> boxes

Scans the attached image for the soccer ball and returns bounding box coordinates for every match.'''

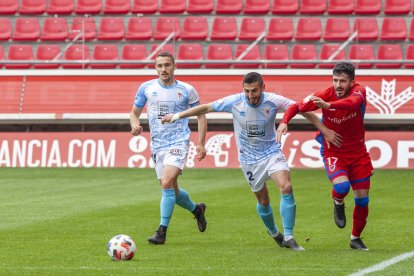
[107,234,136,261]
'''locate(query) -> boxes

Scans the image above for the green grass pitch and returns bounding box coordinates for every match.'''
[0,168,413,275]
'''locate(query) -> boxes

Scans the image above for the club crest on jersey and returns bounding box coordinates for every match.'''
[240,111,246,117]
[152,91,157,97]
[265,107,270,115]
[177,90,183,99]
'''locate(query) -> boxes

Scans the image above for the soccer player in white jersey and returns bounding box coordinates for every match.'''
[130,52,208,245]
[162,72,338,251]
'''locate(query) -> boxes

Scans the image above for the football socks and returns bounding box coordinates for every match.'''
[175,188,197,212]
[256,203,278,234]
[352,196,369,237]
[280,193,296,236]
[160,188,176,227]
[332,181,351,203]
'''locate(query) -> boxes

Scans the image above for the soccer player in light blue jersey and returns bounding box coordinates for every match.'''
[130,52,208,245]
[162,72,337,251]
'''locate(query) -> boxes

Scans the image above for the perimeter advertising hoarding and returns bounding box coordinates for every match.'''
[1,75,413,114]
[0,132,412,169]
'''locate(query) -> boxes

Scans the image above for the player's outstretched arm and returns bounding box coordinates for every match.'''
[130,106,143,136]
[196,113,207,161]
[161,103,214,124]
[301,112,342,148]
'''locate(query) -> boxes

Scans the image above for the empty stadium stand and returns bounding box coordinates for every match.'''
[0,0,413,69]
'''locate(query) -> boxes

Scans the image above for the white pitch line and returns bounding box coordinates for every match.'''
[349,251,414,276]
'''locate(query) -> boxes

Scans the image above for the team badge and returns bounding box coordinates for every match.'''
[265,107,270,115]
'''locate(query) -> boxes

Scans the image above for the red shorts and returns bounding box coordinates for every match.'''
[322,150,374,183]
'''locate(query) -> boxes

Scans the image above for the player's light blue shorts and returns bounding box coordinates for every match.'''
[241,153,289,192]
[152,143,189,179]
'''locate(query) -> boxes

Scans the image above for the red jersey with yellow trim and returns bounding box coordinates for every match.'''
[298,83,367,155]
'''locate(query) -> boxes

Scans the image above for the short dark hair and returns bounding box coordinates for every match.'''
[155,51,175,64]
[243,72,264,87]
[333,62,355,80]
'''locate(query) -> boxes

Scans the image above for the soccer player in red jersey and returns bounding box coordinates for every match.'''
[277,62,373,250]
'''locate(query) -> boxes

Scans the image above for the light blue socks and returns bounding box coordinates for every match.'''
[256,203,278,234]
[175,188,197,212]
[160,188,176,227]
[280,193,296,236]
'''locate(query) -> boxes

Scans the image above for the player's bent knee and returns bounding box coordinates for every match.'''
[333,181,351,195]
[354,196,369,207]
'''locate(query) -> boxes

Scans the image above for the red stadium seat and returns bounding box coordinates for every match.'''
[234,44,261,68]
[131,0,158,13]
[295,18,322,41]
[177,43,204,68]
[215,0,242,14]
[263,44,289,68]
[404,44,414,69]
[0,18,12,40]
[319,44,347,69]
[206,44,233,68]
[0,0,18,14]
[34,44,61,69]
[239,17,266,41]
[75,0,102,14]
[271,0,298,14]
[324,18,351,41]
[159,0,186,13]
[181,16,208,40]
[126,17,153,40]
[266,17,293,41]
[41,17,68,41]
[380,17,407,41]
[355,0,381,15]
[353,18,379,41]
[98,17,125,40]
[68,17,97,40]
[91,44,119,69]
[154,17,181,40]
[12,18,40,41]
[349,44,375,68]
[0,46,4,68]
[376,44,403,68]
[410,19,414,41]
[327,0,354,14]
[291,44,317,68]
[103,0,130,14]
[187,0,214,13]
[120,44,147,69]
[299,0,326,14]
[62,45,90,68]
[6,44,33,69]
[210,17,238,40]
[384,0,410,15]
[244,0,270,14]
[19,0,46,14]
[46,0,74,14]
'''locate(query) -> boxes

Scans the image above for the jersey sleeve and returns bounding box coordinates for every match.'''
[187,85,200,107]
[134,84,148,107]
[274,95,295,112]
[297,89,327,112]
[212,94,241,113]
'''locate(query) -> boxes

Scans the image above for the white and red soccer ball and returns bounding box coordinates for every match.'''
[107,234,136,261]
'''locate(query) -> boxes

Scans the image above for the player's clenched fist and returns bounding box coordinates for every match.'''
[131,125,143,136]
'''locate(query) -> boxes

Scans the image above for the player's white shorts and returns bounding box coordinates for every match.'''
[241,153,289,192]
[152,143,189,179]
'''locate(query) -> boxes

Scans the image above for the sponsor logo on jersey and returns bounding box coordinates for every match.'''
[327,112,357,124]
[170,149,182,156]
[246,120,265,137]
